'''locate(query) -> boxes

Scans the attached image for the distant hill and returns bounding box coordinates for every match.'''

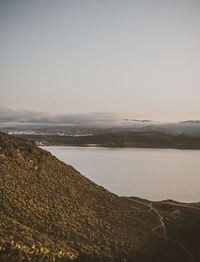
[17,131,200,149]
[0,131,200,261]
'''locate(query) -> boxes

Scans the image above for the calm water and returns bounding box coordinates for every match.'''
[43,146,200,203]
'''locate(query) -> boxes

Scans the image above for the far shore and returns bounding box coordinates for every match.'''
[40,143,200,150]
[16,132,200,150]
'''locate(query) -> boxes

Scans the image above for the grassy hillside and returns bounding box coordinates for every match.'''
[0,131,200,261]
[18,131,200,149]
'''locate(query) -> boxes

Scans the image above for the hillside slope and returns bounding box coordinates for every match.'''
[0,131,200,261]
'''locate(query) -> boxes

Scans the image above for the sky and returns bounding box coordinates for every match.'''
[1,0,200,122]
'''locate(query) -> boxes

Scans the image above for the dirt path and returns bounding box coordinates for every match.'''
[127,199,166,236]
[148,202,167,236]
[127,198,195,262]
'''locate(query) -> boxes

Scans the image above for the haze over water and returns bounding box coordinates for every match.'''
[44,146,200,203]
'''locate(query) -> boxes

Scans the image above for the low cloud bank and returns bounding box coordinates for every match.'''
[0,107,120,126]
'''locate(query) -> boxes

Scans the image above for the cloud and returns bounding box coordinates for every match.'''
[0,107,47,123]
[123,118,152,123]
[0,107,119,126]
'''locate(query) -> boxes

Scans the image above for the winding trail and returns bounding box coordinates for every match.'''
[126,198,166,235]
[127,198,195,262]
[148,202,167,236]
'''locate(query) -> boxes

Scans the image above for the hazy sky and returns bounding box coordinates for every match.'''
[1,0,200,121]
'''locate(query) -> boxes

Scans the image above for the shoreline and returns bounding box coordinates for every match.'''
[41,143,200,150]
